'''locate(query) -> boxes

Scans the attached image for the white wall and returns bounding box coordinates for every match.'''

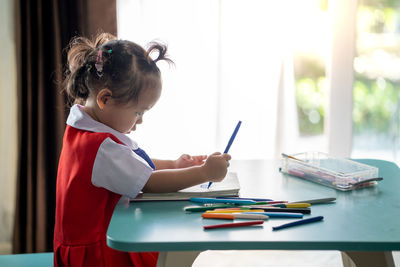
[0,0,18,254]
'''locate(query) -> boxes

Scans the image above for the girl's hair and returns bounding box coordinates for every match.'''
[63,33,172,106]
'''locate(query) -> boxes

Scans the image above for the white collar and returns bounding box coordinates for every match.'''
[66,104,139,150]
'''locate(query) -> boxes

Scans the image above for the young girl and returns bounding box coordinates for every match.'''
[53,33,231,267]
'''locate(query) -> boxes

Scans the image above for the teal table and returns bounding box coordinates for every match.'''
[107,159,400,267]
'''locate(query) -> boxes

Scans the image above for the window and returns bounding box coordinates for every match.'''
[117,0,400,164]
[294,1,329,136]
[352,0,400,163]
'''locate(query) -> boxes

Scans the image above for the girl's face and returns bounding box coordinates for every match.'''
[101,86,161,134]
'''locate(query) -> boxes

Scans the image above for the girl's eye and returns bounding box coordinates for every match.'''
[136,111,143,116]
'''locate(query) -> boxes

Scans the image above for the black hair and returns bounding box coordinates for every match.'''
[63,33,172,106]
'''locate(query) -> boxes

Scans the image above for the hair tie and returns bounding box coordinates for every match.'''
[95,50,103,77]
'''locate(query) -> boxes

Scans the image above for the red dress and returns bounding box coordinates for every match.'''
[54,124,158,267]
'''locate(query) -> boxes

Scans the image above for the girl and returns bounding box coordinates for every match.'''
[54,33,231,267]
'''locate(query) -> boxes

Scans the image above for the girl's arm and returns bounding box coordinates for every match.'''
[143,153,230,193]
[152,154,207,170]
[151,159,175,170]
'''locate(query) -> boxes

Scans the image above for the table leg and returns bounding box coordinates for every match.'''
[156,251,202,267]
[341,251,395,267]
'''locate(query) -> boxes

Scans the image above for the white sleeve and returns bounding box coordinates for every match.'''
[91,137,153,198]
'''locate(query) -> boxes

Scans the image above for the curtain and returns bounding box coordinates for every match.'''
[13,0,117,253]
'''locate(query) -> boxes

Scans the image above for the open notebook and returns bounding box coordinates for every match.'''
[132,172,240,201]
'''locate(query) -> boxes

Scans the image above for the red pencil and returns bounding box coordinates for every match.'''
[203,220,264,230]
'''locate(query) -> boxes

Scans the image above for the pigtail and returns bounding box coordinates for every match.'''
[146,42,174,66]
[67,64,90,100]
[66,37,94,73]
[63,33,117,105]
[63,36,95,104]
[94,33,116,48]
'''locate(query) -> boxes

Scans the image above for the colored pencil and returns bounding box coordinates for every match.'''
[204,220,264,230]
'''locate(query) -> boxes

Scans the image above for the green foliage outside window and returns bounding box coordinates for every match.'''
[295,3,400,138]
[295,72,400,136]
[295,77,326,135]
[294,53,326,136]
[353,77,400,134]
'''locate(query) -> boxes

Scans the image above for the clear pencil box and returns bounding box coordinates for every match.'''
[280,152,380,191]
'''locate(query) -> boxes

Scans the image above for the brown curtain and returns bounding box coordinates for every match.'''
[13,0,117,253]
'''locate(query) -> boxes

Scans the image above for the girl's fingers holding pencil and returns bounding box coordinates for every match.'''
[222,153,231,161]
[222,154,231,167]
[204,153,230,182]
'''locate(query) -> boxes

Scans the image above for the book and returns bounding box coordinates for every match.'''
[132,172,240,201]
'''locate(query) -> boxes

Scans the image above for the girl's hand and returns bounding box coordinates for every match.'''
[174,154,207,169]
[203,152,231,182]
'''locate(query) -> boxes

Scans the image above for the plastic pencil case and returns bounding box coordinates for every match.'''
[280,152,379,191]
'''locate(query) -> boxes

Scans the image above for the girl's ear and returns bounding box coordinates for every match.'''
[96,88,113,110]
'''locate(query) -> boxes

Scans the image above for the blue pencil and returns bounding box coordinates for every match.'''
[272,216,324,231]
[207,121,242,189]
[243,212,304,218]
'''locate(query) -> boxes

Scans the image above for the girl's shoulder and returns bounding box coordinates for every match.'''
[64,125,124,147]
